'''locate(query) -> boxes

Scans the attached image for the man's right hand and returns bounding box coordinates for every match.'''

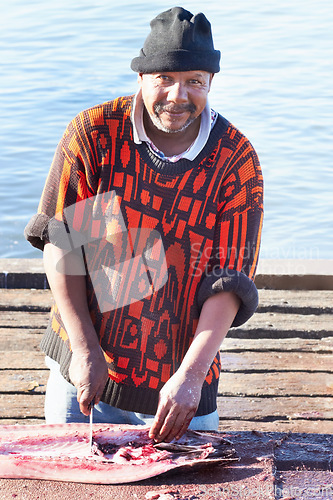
[69,346,109,416]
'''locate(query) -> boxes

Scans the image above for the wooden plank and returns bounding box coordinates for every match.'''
[0,288,332,312]
[0,288,53,311]
[1,395,332,434]
[231,312,333,338]
[0,419,44,425]
[0,369,48,394]
[218,372,333,396]
[216,396,333,420]
[220,351,333,372]
[1,288,332,313]
[218,419,333,434]
[0,288,333,314]
[0,329,44,351]
[3,342,328,371]
[2,309,332,336]
[0,394,44,419]
[4,341,329,372]
[0,351,46,369]
[1,329,332,355]
[221,337,333,353]
[2,392,331,426]
[258,289,333,314]
[236,312,333,331]
[0,311,49,329]
[2,419,329,434]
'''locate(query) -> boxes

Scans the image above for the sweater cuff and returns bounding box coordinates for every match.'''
[197,268,258,327]
[24,213,75,251]
[24,213,51,251]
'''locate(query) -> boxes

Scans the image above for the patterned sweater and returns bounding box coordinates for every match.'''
[25,95,263,416]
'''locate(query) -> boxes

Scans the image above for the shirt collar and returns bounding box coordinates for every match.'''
[131,89,214,162]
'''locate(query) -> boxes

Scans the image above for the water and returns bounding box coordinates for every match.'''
[0,0,332,259]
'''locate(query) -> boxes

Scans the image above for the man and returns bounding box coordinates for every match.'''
[24,7,263,443]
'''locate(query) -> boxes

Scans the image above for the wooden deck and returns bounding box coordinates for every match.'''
[0,275,332,499]
[1,287,332,433]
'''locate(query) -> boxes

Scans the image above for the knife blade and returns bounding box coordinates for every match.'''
[89,398,95,454]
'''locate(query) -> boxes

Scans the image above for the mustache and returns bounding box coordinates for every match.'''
[153,102,197,115]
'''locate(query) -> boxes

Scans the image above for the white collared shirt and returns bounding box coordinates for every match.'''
[131,90,217,163]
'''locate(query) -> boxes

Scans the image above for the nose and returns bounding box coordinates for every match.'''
[167,82,188,103]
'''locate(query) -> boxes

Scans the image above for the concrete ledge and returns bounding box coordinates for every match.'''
[0,259,48,289]
[256,259,333,290]
[0,258,332,290]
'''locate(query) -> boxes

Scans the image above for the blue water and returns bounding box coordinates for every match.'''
[0,0,332,259]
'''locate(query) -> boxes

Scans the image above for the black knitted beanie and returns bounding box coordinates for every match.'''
[131,7,220,74]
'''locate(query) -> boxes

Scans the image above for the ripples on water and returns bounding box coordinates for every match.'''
[0,0,332,259]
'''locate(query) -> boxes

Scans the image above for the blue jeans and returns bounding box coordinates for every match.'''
[44,356,219,430]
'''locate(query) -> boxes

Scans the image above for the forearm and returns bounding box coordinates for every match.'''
[178,291,241,384]
[149,291,240,442]
[43,242,100,352]
[43,242,108,413]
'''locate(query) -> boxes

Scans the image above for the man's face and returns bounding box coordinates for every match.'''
[138,71,213,134]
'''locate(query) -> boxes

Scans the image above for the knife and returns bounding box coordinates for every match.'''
[89,398,95,454]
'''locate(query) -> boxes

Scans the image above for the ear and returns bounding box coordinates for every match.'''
[137,73,144,86]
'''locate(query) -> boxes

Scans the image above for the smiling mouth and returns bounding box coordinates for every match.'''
[154,103,196,116]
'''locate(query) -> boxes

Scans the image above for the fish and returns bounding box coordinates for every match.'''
[0,423,238,484]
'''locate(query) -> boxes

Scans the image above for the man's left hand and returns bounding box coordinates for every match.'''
[149,371,201,443]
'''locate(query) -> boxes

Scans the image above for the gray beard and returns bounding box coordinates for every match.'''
[149,113,197,134]
[150,103,197,134]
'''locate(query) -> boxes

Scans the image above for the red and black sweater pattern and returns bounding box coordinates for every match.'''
[25,95,264,415]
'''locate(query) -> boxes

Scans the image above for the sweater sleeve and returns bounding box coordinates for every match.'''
[197,134,264,327]
[24,111,99,251]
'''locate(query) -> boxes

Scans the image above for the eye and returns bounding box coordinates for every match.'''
[157,74,173,83]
